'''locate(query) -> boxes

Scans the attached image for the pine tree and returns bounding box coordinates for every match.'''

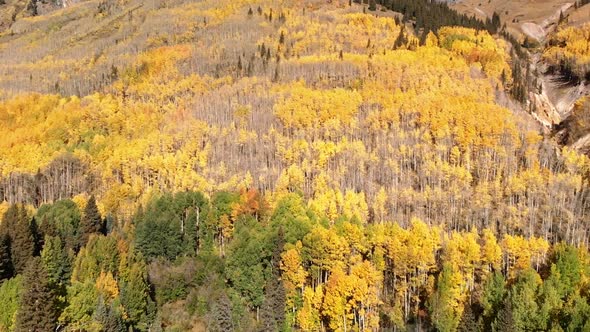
[27,0,38,16]
[394,28,407,49]
[210,293,233,332]
[15,257,57,332]
[493,298,514,332]
[78,196,102,249]
[41,235,72,292]
[458,303,480,332]
[273,65,280,82]
[11,206,35,275]
[279,31,285,44]
[260,43,266,58]
[259,275,286,332]
[0,204,19,238]
[30,217,41,256]
[95,297,126,332]
[0,233,13,281]
[259,228,286,331]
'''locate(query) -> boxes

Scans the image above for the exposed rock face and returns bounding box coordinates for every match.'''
[572,132,590,155]
[522,22,546,42]
[521,3,574,41]
[531,89,562,128]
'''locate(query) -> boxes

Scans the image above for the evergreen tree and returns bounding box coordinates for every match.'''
[393,28,407,49]
[37,199,81,251]
[458,303,480,332]
[0,233,13,281]
[210,293,234,332]
[27,0,38,16]
[492,298,514,332]
[237,56,243,72]
[259,228,286,331]
[135,204,183,260]
[259,276,287,332]
[41,235,72,293]
[30,217,41,256]
[0,204,19,238]
[11,206,35,274]
[15,257,57,332]
[279,31,285,44]
[78,195,103,249]
[95,297,126,332]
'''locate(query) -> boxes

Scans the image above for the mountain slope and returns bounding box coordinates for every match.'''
[0,0,588,240]
[1,1,590,331]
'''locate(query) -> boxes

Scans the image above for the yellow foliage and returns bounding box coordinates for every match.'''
[298,285,323,331]
[481,228,502,274]
[443,230,480,291]
[281,242,308,308]
[95,271,119,301]
[438,26,512,80]
[274,84,362,134]
[544,23,590,74]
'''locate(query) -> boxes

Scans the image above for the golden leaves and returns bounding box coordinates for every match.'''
[544,23,590,72]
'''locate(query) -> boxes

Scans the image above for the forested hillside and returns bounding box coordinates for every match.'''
[0,0,590,331]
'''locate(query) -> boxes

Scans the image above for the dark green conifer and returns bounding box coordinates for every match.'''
[0,204,19,237]
[15,257,57,332]
[78,195,102,248]
[95,297,126,332]
[493,298,514,332]
[11,206,35,274]
[458,303,480,332]
[0,233,13,281]
[259,228,286,332]
[279,31,285,44]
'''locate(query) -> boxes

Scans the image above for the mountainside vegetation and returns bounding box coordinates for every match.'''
[0,0,589,331]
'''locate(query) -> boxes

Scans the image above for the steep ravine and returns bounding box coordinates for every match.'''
[530,52,588,128]
[520,6,590,152]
